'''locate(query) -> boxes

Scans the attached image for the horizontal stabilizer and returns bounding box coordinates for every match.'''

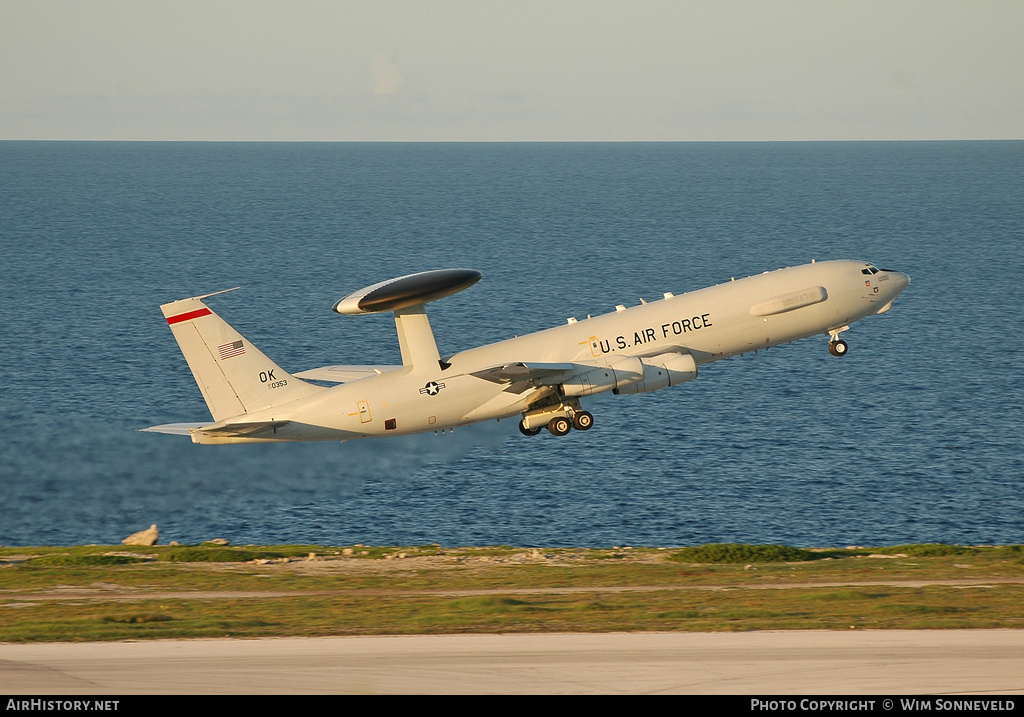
[294,364,403,384]
[140,420,290,438]
[197,420,291,438]
[139,422,210,435]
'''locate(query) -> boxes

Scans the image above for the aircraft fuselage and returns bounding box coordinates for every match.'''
[173,259,908,443]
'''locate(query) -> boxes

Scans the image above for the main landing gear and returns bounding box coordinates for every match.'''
[827,326,850,357]
[518,408,594,437]
[573,411,594,431]
[547,415,572,436]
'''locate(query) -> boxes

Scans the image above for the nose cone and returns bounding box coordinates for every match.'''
[891,271,911,296]
[873,270,910,315]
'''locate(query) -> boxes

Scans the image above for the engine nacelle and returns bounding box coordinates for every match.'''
[561,366,617,397]
[562,354,696,397]
[657,352,699,385]
[608,355,646,392]
[614,352,698,395]
[561,356,646,397]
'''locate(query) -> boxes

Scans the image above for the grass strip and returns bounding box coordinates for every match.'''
[2,543,1022,643]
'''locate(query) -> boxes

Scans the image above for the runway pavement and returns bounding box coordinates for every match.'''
[1,630,1023,694]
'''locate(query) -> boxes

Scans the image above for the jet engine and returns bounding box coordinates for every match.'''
[561,356,644,397]
[560,367,618,397]
[561,353,697,397]
[614,352,698,394]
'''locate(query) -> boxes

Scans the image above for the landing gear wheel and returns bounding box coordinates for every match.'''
[519,421,542,437]
[573,411,594,431]
[828,339,848,357]
[547,416,572,436]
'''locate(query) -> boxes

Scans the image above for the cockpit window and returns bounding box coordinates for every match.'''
[862,265,879,275]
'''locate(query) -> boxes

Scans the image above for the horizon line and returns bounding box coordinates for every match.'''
[3,137,1023,143]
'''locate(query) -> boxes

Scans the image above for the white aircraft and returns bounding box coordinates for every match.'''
[143,260,909,443]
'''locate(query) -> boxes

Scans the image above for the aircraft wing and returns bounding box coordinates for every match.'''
[293,364,403,383]
[470,362,579,392]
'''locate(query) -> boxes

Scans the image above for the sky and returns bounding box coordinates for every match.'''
[1,0,1022,141]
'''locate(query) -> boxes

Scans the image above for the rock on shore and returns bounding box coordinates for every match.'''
[122,524,159,546]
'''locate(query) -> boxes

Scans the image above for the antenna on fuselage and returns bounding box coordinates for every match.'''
[332,269,482,372]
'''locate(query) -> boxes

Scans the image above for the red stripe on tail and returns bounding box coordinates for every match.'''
[166,308,212,325]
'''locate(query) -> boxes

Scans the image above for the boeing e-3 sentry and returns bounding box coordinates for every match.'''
[143,260,909,443]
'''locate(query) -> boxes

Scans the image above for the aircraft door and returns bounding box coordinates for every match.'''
[357,400,372,423]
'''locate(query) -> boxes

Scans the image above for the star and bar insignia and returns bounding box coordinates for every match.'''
[419,381,445,396]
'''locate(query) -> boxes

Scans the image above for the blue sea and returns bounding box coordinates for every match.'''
[2,141,1022,548]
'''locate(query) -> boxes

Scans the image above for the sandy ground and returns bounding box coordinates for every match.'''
[1,630,1023,695]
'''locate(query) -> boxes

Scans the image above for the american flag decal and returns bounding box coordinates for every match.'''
[218,340,245,360]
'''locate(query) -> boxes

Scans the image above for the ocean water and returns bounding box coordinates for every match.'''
[1,141,1022,548]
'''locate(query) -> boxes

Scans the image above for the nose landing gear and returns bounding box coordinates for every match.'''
[827,326,850,357]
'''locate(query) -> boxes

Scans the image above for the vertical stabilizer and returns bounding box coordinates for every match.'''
[394,305,441,369]
[160,292,323,421]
